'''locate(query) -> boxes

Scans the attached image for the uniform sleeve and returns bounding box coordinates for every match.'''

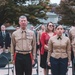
[66,38,71,62]
[11,33,16,60]
[47,38,53,62]
[32,32,36,60]
[69,30,72,43]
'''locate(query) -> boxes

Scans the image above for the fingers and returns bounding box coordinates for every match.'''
[47,62,51,66]
[68,62,70,66]
[32,59,35,65]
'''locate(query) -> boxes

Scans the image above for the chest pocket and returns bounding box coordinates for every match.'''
[26,35,33,44]
[26,36,33,40]
[15,36,22,43]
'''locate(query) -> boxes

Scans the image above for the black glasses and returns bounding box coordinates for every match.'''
[48,25,54,27]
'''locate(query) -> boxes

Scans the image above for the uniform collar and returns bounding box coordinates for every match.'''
[56,35,63,40]
[19,28,27,33]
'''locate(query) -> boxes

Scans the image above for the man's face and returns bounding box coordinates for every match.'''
[19,18,28,29]
[41,25,45,30]
[1,26,6,31]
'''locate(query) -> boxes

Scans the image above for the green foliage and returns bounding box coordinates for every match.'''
[56,1,75,26]
[0,0,24,26]
[0,0,52,26]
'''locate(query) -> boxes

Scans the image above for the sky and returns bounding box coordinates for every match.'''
[50,0,61,4]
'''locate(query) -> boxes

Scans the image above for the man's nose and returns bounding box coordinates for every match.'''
[22,20,25,22]
[59,29,61,32]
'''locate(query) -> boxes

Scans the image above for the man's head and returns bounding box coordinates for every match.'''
[16,26,20,30]
[1,25,6,31]
[30,26,34,30]
[19,15,28,30]
[41,25,45,30]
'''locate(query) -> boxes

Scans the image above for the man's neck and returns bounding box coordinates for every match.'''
[21,27,26,30]
[2,31,5,32]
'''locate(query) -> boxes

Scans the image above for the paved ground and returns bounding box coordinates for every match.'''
[0,54,72,75]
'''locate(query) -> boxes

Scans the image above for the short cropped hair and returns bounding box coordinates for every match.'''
[19,15,27,21]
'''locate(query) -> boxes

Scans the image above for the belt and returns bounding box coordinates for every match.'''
[15,50,31,55]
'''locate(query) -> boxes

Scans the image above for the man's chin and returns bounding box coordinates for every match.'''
[21,27,26,29]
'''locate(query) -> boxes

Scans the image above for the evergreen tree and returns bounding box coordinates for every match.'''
[0,0,52,26]
[0,0,25,26]
[56,0,75,26]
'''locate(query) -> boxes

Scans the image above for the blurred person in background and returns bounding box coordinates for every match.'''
[37,24,45,54]
[0,25,11,53]
[69,25,75,73]
[30,26,34,31]
[16,26,20,30]
[63,28,69,37]
[40,22,55,75]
